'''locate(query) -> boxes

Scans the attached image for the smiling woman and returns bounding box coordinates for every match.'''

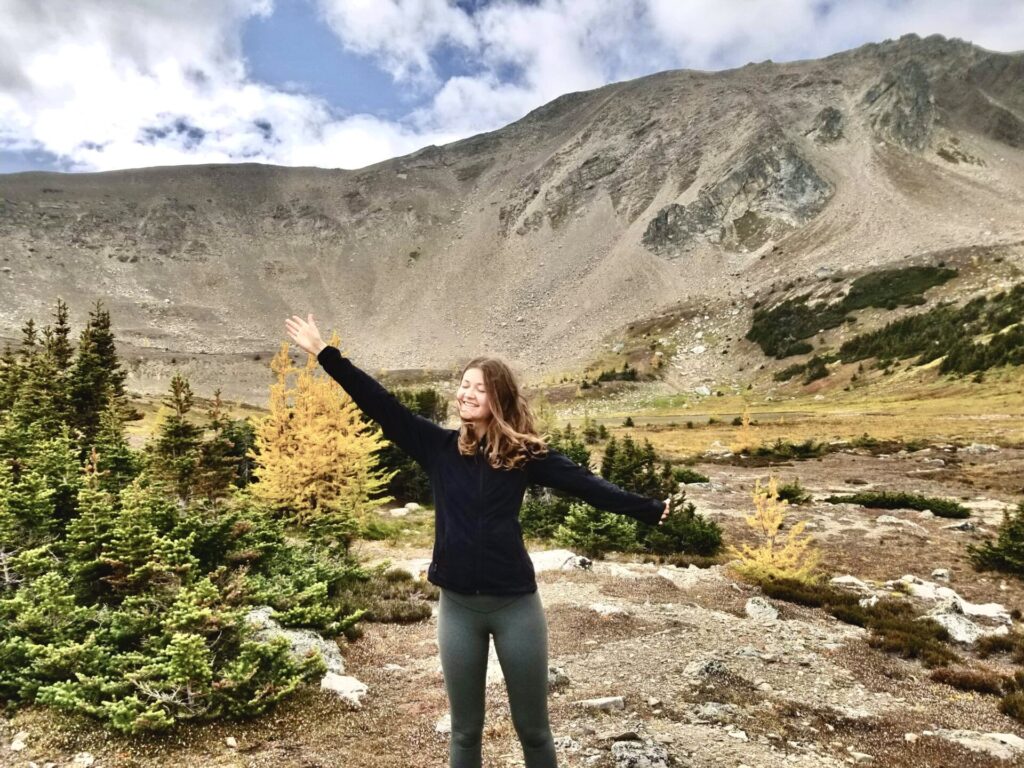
[284,312,670,768]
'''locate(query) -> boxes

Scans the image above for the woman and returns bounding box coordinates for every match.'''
[284,313,671,768]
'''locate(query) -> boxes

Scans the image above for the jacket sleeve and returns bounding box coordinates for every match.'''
[316,345,449,471]
[525,448,664,526]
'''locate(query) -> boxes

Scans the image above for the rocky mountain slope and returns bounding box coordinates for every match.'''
[0,32,1022,405]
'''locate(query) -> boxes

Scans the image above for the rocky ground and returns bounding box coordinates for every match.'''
[3,446,1024,768]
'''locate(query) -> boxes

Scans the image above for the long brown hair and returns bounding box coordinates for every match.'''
[456,356,549,470]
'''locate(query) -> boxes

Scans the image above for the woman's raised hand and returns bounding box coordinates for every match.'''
[284,313,326,356]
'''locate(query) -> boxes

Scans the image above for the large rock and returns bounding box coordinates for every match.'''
[642,138,832,255]
[245,606,346,674]
[244,605,368,701]
[862,59,935,151]
[610,739,670,768]
[320,672,369,708]
[808,106,844,143]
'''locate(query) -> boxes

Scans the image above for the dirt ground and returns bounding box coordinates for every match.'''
[3,446,1024,768]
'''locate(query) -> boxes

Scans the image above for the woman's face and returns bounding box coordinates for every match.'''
[457,367,492,425]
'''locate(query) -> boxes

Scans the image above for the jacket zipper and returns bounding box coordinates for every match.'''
[475,445,484,594]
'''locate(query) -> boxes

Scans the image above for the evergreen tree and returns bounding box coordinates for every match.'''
[18,317,37,359]
[600,435,619,481]
[0,342,21,412]
[0,458,56,560]
[967,502,1024,577]
[48,298,75,371]
[63,464,119,602]
[553,500,638,559]
[10,326,65,438]
[194,388,240,502]
[144,372,204,506]
[68,300,131,454]
[90,400,140,499]
[221,416,256,488]
[24,422,84,531]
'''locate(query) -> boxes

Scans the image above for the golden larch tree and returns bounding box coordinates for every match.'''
[725,475,821,584]
[731,401,755,453]
[248,332,396,526]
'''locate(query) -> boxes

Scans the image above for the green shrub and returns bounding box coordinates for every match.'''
[824,490,970,518]
[749,438,828,460]
[673,467,710,484]
[861,599,960,668]
[966,501,1024,577]
[802,355,831,383]
[776,478,812,505]
[519,493,571,541]
[754,576,960,668]
[553,501,638,559]
[640,494,722,557]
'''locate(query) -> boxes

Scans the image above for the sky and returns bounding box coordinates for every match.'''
[0,0,1021,175]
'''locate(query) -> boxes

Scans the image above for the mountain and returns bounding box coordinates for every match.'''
[1,32,1022,405]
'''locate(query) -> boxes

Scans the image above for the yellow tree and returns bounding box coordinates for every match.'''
[730,402,754,453]
[248,332,396,527]
[725,475,821,584]
[530,391,559,441]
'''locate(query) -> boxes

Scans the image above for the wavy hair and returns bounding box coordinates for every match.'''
[455,356,550,470]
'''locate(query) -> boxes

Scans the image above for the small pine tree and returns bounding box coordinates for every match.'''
[553,500,637,559]
[193,388,240,502]
[641,491,722,557]
[90,399,140,498]
[0,342,22,412]
[725,475,821,584]
[143,372,204,506]
[966,501,1024,577]
[731,402,754,453]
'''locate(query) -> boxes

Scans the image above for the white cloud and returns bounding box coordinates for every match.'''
[315,0,479,87]
[0,0,1022,173]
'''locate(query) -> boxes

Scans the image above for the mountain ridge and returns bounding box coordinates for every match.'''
[1,32,1022,405]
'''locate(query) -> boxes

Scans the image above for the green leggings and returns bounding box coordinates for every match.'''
[438,588,558,768]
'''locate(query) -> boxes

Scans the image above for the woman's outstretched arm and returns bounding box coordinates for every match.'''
[525,448,669,526]
[285,314,449,471]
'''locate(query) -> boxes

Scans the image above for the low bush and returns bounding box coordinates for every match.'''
[748,438,829,460]
[823,490,970,519]
[673,466,710,484]
[999,670,1024,723]
[929,665,1005,695]
[861,599,960,668]
[776,478,812,505]
[641,493,722,557]
[974,630,1024,663]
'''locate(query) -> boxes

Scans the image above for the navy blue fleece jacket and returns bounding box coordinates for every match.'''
[316,344,665,595]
